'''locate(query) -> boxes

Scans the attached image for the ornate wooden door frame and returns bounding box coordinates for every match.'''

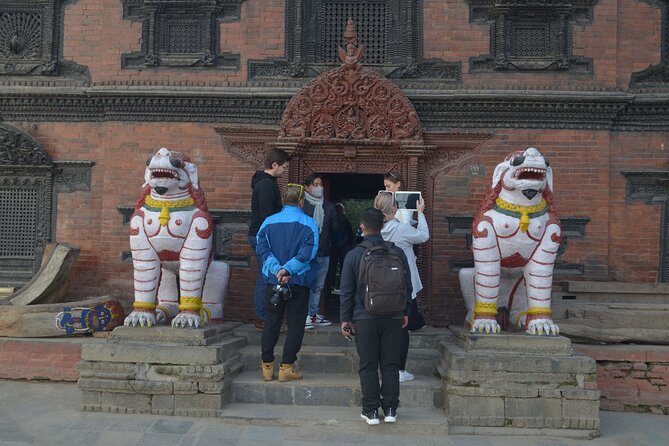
[217,20,494,322]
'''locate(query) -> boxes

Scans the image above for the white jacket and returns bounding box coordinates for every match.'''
[380,213,429,299]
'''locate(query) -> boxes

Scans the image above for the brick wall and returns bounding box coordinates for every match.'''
[55,0,664,89]
[575,345,669,414]
[0,338,86,382]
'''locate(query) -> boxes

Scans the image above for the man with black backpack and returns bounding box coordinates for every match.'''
[339,208,412,426]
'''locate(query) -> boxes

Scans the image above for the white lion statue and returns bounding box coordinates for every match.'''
[124,148,230,328]
[459,147,561,336]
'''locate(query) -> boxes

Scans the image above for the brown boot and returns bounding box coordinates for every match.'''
[278,362,302,382]
[261,361,274,381]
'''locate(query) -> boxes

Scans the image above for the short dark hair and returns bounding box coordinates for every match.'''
[264,147,290,169]
[360,208,384,233]
[304,173,321,186]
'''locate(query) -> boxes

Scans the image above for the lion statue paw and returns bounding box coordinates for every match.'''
[171,312,206,329]
[470,318,501,334]
[124,310,157,328]
[526,318,560,336]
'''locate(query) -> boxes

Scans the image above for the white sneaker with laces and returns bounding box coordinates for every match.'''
[310,314,332,326]
[399,370,414,382]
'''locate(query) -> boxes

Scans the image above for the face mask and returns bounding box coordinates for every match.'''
[310,186,323,198]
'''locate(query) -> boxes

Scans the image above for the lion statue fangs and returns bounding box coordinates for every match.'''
[458,147,562,336]
[124,147,230,329]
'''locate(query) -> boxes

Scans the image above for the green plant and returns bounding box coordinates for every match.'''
[342,198,374,232]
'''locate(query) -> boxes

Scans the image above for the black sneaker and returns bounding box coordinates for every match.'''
[383,407,397,423]
[361,409,380,425]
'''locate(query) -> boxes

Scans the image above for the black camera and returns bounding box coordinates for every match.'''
[269,284,291,308]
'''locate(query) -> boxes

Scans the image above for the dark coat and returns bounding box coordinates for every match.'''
[248,170,282,237]
[301,198,335,257]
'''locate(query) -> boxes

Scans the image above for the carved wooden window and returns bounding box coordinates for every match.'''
[468,0,597,73]
[315,0,390,65]
[0,0,61,76]
[0,124,53,287]
[248,0,460,82]
[121,0,242,70]
[631,0,669,87]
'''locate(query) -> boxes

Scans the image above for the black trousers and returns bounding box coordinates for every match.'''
[354,317,403,413]
[261,284,309,364]
[399,326,409,370]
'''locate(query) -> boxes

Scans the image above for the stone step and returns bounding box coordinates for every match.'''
[238,344,439,376]
[81,335,246,365]
[219,403,449,434]
[233,324,453,349]
[231,371,443,410]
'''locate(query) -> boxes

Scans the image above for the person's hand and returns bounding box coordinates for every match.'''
[276,268,291,284]
[341,322,355,339]
[416,197,425,214]
[402,316,408,328]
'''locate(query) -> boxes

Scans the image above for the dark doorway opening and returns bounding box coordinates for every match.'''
[319,173,383,323]
[322,173,384,203]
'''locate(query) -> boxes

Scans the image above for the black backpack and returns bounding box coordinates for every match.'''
[357,241,407,316]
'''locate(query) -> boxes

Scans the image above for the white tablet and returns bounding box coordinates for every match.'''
[394,191,421,211]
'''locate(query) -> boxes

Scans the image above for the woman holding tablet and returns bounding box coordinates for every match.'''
[374,189,429,383]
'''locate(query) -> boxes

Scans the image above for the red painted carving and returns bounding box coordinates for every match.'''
[279,19,423,144]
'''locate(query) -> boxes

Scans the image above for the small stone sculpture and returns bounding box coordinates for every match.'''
[124,148,230,328]
[459,147,561,335]
[56,301,125,335]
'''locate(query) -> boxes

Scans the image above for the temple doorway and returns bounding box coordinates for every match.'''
[320,173,383,323]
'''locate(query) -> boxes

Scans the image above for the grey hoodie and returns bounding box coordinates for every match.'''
[380,214,430,299]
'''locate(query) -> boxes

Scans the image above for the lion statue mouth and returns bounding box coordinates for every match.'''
[150,168,180,181]
[514,167,546,182]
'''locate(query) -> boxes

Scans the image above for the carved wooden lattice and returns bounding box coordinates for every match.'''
[121,0,243,70]
[0,124,53,285]
[248,0,460,82]
[0,0,59,76]
[318,1,388,65]
[468,0,597,73]
[279,19,423,143]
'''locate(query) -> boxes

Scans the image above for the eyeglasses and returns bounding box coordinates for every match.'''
[287,183,304,199]
[280,163,289,169]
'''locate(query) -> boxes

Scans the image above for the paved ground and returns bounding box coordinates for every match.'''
[1,380,668,446]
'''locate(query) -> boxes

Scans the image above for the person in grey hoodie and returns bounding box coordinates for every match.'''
[374,190,430,383]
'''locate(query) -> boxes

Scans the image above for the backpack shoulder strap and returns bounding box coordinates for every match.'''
[357,241,373,250]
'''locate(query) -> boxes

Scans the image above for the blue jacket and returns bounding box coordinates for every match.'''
[256,205,320,290]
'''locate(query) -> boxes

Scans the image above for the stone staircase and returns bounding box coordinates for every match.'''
[222,324,453,432]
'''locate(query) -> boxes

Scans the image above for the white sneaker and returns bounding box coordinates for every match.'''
[305,316,315,330]
[310,314,332,327]
[399,370,414,382]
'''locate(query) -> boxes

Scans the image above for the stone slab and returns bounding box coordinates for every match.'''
[9,243,79,306]
[0,295,112,337]
[108,322,241,346]
[449,326,573,356]
[80,342,221,365]
[440,341,595,374]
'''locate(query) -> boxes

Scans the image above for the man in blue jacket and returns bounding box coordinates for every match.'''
[339,208,412,425]
[256,183,319,382]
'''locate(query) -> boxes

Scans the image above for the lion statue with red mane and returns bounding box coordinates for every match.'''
[124,148,230,329]
[459,147,561,336]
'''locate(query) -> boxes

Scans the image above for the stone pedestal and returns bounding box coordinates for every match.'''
[439,327,600,438]
[77,322,245,417]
